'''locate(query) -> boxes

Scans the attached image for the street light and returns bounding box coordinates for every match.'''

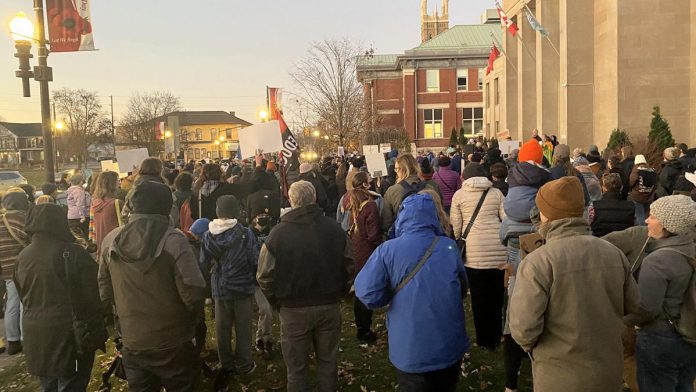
[259,110,268,122]
[54,120,64,131]
[312,130,320,138]
[10,5,56,184]
[164,130,173,138]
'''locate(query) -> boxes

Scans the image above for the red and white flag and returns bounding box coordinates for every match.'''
[495,1,519,37]
[486,44,500,75]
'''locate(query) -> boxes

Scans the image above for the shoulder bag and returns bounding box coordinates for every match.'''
[391,236,440,298]
[457,189,489,260]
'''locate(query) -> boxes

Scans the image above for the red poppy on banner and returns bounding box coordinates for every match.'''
[486,44,500,75]
[46,0,96,52]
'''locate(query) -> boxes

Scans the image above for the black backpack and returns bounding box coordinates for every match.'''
[636,168,657,193]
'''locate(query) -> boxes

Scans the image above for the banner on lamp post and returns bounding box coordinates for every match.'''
[46,0,96,52]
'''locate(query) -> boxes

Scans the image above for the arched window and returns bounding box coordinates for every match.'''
[195,128,203,140]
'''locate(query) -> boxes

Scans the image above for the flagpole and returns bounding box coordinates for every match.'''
[515,32,536,62]
[490,32,518,73]
[523,4,560,57]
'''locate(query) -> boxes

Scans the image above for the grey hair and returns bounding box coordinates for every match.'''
[289,180,316,208]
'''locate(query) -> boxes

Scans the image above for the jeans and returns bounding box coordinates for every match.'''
[280,303,341,392]
[633,200,649,226]
[4,280,22,342]
[39,352,94,392]
[396,360,461,392]
[635,329,696,392]
[254,286,274,344]
[215,296,254,372]
[121,341,199,392]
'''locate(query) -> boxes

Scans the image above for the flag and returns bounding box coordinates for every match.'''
[46,0,96,52]
[525,9,549,37]
[495,1,519,37]
[267,87,301,201]
[268,88,282,120]
[486,44,500,75]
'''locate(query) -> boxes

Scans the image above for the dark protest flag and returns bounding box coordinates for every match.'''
[268,87,301,200]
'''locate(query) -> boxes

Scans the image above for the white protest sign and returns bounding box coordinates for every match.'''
[379,143,392,153]
[499,140,521,155]
[337,146,345,156]
[115,148,149,174]
[100,159,120,173]
[365,153,388,178]
[238,120,283,159]
[363,145,379,155]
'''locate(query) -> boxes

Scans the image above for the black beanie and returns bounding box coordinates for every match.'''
[216,195,241,219]
[131,181,173,216]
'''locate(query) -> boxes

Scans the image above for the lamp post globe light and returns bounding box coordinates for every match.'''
[259,110,268,122]
[9,3,57,184]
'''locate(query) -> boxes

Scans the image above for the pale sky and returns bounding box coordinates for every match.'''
[1,0,491,126]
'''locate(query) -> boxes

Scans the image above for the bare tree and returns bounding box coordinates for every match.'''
[119,91,182,155]
[291,39,367,149]
[53,88,110,168]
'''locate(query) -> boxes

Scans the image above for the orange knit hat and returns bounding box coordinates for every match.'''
[518,139,543,164]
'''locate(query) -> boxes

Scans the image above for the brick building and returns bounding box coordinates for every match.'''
[357,12,501,149]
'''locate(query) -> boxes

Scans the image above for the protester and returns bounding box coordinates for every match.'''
[419,188,452,237]
[355,193,470,392]
[343,172,382,342]
[510,176,639,392]
[15,203,106,391]
[174,172,194,213]
[66,174,91,239]
[656,147,683,198]
[628,154,657,225]
[382,154,436,233]
[432,156,461,213]
[451,162,507,350]
[448,147,462,175]
[573,156,602,202]
[257,180,354,392]
[298,163,329,213]
[590,173,635,237]
[490,162,509,197]
[607,154,629,199]
[89,171,122,255]
[40,183,58,201]
[624,195,696,391]
[621,145,636,195]
[99,181,206,391]
[0,189,29,355]
[200,196,259,386]
[483,148,505,175]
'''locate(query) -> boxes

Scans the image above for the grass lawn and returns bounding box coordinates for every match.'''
[0,297,532,391]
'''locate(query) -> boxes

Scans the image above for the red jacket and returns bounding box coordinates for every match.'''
[342,191,382,274]
[91,198,121,255]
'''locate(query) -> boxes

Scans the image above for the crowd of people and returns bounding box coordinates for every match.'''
[1,134,695,392]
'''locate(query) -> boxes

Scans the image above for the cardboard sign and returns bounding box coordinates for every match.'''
[115,148,149,174]
[379,143,392,153]
[365,153,388,178]
[337,146,345,156]
[238,121,284,159]
[499,140,521,155]
[362,145,379,155]
[100,159,119,173]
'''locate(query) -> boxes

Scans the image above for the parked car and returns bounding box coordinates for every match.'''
[54,168,94,187]
[97,156,115,162]
[0,171,28,191]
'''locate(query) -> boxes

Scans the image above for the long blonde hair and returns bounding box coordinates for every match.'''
[395,154,419,182]
[419,188,451,236]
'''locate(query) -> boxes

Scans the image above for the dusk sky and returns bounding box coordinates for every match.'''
[1,0,491,126]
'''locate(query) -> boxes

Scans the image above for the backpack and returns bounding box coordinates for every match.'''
[180,198,194,236]
[663,249,696,345]
[636,168,658,194]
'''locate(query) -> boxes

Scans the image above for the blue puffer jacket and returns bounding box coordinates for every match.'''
[503,163,549,222]
[201,221,259,300]
[355,194,470,373]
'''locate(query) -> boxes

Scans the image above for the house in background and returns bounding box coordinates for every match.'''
[0,122,44,166]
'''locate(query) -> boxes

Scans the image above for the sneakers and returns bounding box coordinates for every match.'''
[357,329,377,344]
[7,341,22,356]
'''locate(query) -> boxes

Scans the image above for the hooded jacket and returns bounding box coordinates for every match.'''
[66,184,90,220]
[382,175,439,232]
[341,190,382,274]
[201,220,259,300]
[14,204,105,377]
[504,162,549,222]
[257,204,354,308]
[510,218,639,392]
[656,159,683,198]
[451,177,507,269]
[355,194,470,373]
[0,191,29,280]
[98,214,206,351]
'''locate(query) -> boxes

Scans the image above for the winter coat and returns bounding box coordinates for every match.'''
[504,162,549,222]
[98,214,206,351]
[299,171,329,212]
[450,177,507,269]
[257,204,354,308]
[382,175,438,232]
[173,189,193,213]
[629,165,658,202]
[624,234,695,332]
[341,190,382,274]
[590,192,635,237]
[0,192,29,280]
[509,218,639,392]
[574,165,602,202]
[246,189,281,224]
[433,165,462,208]
[191,175,259,220]
[91,197,121,256]
[66,185,90,220]
[656,159,683,198]
[201,219,259,300]
[14,204,105,377]
[602,226,650,273]
[491,179,508,197]
[355,194,470,373]
[450,154,462,176]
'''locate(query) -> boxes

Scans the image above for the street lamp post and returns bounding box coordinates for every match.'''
[10,4,56,184]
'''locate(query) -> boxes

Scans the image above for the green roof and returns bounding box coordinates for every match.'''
[357,54,399,67]
[414,24,502,50]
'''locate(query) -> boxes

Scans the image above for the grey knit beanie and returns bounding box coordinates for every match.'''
[650,195,696,235]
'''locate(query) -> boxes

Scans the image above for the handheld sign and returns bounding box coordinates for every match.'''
[115,148,149,174]
[365,153,388,178]
[238,121,284,159]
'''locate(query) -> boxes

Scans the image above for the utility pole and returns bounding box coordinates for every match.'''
[34,0,55,183]
[110,95,115,155]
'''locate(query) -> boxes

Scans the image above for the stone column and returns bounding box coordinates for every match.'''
[534,0,560,139]
[516,10,537,139]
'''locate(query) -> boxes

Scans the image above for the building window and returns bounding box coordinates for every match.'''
[180,129,188,142]
[462,108,484,134]
[194,148,201,159]
[426,70,440,92]
[211,128,218,141]
[211,150,219,159]
[478,69,484,90]
[187,148,193,159]
[195,128,202,140]
[423,109,443,138]
[495,121,500,133]
[202,148,208,158]
[457,69,468,91]
[485,83,490,108]
[226,128,233,139]
[494,78,499,105]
